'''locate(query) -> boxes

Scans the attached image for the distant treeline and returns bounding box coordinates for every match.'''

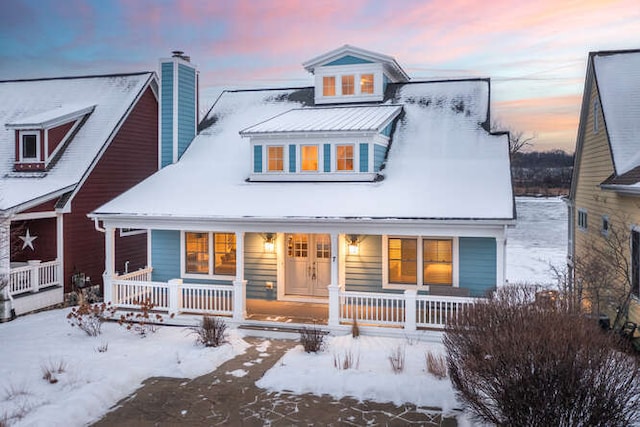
[511,150,574,196]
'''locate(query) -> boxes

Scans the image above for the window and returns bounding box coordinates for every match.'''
[323,76,336,96]
[301,145,318,171]
[120,228,146,237]
[214,233,236,275]
[388,238,417,284]
[20,132,39,160]
[341,75,354,95]
[601,215,610,236]
[632,230,640,298]
[578,209,588,231]
[184,232,236,276]
[423,239,453,285]
[267,146,284,172]
[336,144,354,171]
[360,74,374,94]
[593,99,599,134]
[185,232,209,274]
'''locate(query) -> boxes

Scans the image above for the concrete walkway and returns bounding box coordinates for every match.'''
[93,337,457,426]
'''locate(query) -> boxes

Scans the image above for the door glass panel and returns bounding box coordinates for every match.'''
[316,235,330,259]
[288,234,308,258]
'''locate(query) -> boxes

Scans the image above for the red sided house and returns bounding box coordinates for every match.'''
[0,72,159,320]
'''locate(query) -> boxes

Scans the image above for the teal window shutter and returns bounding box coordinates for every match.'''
[253,145,262,173]
[324,144,331,172]
[289,145,296,172]
[359,143,369,172]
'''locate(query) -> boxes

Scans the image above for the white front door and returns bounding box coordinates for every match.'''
[285,233,331,297]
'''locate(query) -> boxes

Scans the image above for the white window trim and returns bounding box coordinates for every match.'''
[601,215,610,236]
[593,99,599,134]
[333,143,357,173]
[180,231,236,280]
[314,63,384,104]
[18,130,40,162]
[578,208,588,232]
[264,144,287,173]
[120,228,147,237]
[382,235,459,290]
[299,144,322,173]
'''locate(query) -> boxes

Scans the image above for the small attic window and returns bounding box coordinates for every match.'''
[323,76,336,96]
[20,132,39,160]
[360,74,374,94]
[593,99,599,134]
[341,75,355,95]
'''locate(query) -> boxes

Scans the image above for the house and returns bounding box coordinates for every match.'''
[567,49,640,328]
[0,71,160,320]
[91,45,515,332]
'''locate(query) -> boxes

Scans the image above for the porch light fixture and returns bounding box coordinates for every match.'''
[347,235,359,255]
[264,233,276,253]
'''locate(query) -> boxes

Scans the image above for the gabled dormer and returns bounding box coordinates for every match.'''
[241,104,402,182]
[6,104,95,172]
[303,45,409,105]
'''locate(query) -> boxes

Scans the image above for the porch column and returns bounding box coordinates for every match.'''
[404,289,417,331]
[233,231,246,321]
[56,213,63,288]
[496,235,506,286]
[103,226,115,304]
[168,278,182,316]
[328,232,340,327]
[0,218,12,321]
[28,260,41,293]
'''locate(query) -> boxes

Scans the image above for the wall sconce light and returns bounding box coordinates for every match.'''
[264,233,275,253]
[347,235,359,255]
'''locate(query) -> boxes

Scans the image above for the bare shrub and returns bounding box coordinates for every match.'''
[444,284,640,426]
[95,342,109,353]
[66,302,115,336]
[299,326,325,353]
[351,316,360,338]
[333,350,360,370]
[41,358,67,384]
[2,382,30,401]
[388,346,405,374]
[426,351,447,379]
[118,298,172,337]
[191,316,227,347]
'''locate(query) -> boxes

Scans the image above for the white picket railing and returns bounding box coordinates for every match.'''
[181,283,234,315]
[9,260,61,296]
[416,295,477,328]
[339,291,406,326]
[115,267,153,282]
[112,279,169,310]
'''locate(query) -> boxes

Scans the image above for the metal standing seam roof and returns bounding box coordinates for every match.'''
[239,105,402,135]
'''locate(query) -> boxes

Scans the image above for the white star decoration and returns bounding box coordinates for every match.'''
[19,228,38,251]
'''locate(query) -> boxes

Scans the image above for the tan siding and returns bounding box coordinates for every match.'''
[573,82,640,326]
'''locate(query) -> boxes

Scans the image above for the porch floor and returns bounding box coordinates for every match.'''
[246,299,328,324]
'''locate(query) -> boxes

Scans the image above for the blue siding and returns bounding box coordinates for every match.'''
[323,144,331,172]
[325,55,374,66]
[381,122,393,137]
[253,145,263,173]
[459,237,497,297]
[289,144,296,172]
[373,144,386,172]
[151,230,180,282]
[177,63,196,160]
[160,62,174,168]
[359,143,369,172]
[345,235,400,294]
[244,233,278,300]
[383,74,389,92]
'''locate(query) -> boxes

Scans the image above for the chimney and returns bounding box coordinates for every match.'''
[158,51,199,168]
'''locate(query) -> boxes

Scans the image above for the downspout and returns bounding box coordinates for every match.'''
[93,218,105,233]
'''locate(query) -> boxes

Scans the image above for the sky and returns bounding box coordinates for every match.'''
[1,0,638,152]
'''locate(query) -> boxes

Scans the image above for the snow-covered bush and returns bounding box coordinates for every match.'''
[425,351,447,379]
[444,285,640,426]
[388,345,405,373]
[66,302,115,336]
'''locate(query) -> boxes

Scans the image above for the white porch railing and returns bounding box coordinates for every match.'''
[115,267,153,282]
[111,279,234,317]
[416,294,477,329]
[9,260,61,296]
[339,291,406,326]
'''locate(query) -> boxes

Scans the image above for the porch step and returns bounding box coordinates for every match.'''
[238,323,330,340]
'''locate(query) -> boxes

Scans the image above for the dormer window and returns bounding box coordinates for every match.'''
[323,77,336,96]
[341,75,355,95]
[240,105,402,182]
[360,74,374,94]
[20,132,39,161]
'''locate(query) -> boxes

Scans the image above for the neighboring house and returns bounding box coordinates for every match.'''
[568,49,640,326]
[0,71,159,319]
[92,45,514,332]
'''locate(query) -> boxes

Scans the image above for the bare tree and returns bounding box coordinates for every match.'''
[444,285,640,426]
[491,120,536,157]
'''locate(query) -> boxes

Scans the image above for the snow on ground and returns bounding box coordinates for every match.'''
[258,334,459,413]
[507,197,567,285]
[0,196,566,426]
[0,309,249,426]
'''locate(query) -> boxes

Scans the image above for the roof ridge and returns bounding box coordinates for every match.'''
[0,71,153,84]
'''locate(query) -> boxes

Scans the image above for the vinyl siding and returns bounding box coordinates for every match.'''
[345,235,390,292]
[373,144,386,172]
[160,62,174,168]
[459,237,496,297]
[244,233,278,300]
[151,230,181,282]
[325,55,373,66]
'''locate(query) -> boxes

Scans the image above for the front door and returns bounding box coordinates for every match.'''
[285,234,331,297]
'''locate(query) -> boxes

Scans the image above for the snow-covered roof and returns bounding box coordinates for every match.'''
[0,73,154,212]
[95,79,514,222]
[5,103,96,129]
[240,105,402,136]
[593,50,640,175]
